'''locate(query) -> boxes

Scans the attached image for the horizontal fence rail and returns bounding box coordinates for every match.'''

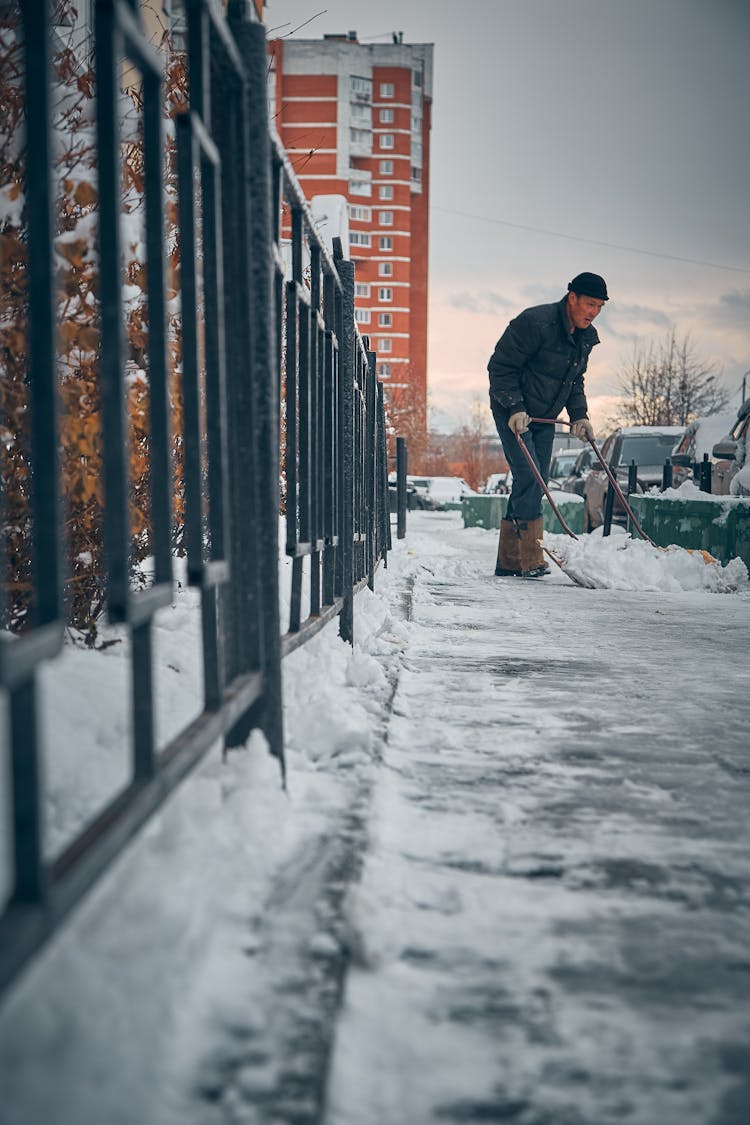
[0,0,391,1000]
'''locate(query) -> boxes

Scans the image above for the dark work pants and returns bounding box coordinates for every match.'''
[491,405,556,522]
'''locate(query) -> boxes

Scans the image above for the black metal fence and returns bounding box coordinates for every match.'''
[0,0,390,998]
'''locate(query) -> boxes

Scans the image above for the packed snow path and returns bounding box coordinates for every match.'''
[325,514,750,1125]
[0,512,748,1125]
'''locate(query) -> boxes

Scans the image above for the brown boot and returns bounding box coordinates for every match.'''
[495,517,521,575]
[516,516,550,578]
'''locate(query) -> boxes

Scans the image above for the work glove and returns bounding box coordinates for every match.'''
[508,411,530,435]
[571,417,595,442]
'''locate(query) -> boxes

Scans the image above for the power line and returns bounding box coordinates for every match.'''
[430,205,750,276]
[272,10,328,38]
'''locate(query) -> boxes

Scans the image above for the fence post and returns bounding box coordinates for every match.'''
[338,256,356,645]
[396,436,407,539]
[602,483,614,536]
[377,383,391,557]
[662,458,673,490]
[627,460,638,495]
[699,453,712,493]
[228,15,284,767]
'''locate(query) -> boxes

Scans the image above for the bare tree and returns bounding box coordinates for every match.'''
[614,329,729,427]
[449,400,497,490]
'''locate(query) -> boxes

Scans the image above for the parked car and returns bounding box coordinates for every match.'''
[669,410,738,491]
[425,476,478,508]
[560,445,597,497]
[711,398,750,497]
[484,471,511,494]
[583,425,685,531]
[387,474,442,510]
[547,448,582,491]
[406,476,441,509]
[387,474,478,510]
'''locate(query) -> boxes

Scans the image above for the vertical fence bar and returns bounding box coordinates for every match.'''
[142,61,172,589]
[366,348,377,589]
[339,258,356,644]
[4,0,63,910]
[396,435,407,540]
[309,309,321,616]
[23,0,62,631]
[285,283,299,557]
[175,115,204,575]
[94,0,130,620]
[231,15,284,766]
[212,31,262,722]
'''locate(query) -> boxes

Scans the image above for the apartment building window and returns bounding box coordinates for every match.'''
[378,262,393,277]
[351,103,371,126]
[378,287,393,302]
[379,211,393,226]
[413,68,423,88]
[379,236,393,251]
[379,160,394,174]
[350,231,372,247]
[378,363,391,378]
[379,134,394,149]
[351,75,372,99]
[350,127,372,146]
[349,180,372,197]
[378,312,392,327]
[379,184,394,200]
[355,282,371,298]
[379,338,392,352]
[380,82,394,98]
[379,108,394,123]
[355,309,371,324]
[348,204,372,222]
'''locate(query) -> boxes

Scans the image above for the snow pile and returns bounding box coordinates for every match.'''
[547,525,749,593]
[645,478,750,509]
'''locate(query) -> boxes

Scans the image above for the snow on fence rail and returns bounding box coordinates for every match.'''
[0,0,390,999]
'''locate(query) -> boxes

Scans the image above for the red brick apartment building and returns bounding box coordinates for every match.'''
[268,31,433,443]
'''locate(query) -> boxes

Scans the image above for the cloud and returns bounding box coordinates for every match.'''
[605,303,673,342]
[718,289,750,325]
[445,290,514,315]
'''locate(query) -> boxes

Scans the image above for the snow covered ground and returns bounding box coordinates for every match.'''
[1,512,749,1124]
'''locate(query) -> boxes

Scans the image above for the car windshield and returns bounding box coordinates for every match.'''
[618,434,678,466]
[549,453,579,478]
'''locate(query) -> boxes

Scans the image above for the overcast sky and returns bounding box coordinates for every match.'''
[266,0,750,432]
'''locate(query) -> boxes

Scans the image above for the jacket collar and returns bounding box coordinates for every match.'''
[557,295,600,346]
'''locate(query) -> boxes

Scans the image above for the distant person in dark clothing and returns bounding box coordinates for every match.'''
[487,271,608,577]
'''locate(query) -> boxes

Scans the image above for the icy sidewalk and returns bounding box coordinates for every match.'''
[324,513,750,1125]
[0,512,749,1125]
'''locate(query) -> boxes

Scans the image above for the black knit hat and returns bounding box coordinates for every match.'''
[568,272,609,301]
